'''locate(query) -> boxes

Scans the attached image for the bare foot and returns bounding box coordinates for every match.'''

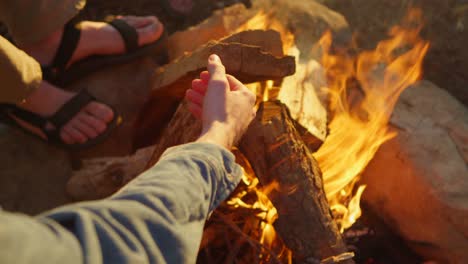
[21,16,164,67]
[14,81,114,145]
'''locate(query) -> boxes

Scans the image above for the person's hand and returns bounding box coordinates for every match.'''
[185,54,256,149]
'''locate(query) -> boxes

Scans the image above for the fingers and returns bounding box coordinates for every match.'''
[187,102,202,119]
[200,71,210,84]
[185,89,204,105]
[186,83,205,119]
[191,79,208,94]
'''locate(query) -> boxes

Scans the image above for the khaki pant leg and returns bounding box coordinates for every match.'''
[0,0,86,46]
[0,36,41,104]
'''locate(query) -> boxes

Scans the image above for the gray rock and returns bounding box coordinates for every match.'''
[361,80,468,263]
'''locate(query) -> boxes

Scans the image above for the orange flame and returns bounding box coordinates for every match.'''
[314,9,429,230]
[214,8,429,263]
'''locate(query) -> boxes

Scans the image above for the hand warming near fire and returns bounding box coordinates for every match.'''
[186,54,256,149]
[0,55,255,264]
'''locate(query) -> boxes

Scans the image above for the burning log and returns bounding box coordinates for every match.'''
[239,101,353,263]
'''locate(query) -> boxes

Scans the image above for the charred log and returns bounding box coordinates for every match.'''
[239,101,353,263]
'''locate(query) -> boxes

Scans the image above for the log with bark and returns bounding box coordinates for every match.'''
[151,37,295,99]
[240,101,353,263]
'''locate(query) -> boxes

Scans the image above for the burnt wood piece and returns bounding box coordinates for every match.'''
[239,101,353,264]
[152,41,296,99]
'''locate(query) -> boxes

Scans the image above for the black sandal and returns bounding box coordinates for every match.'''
[42,17,168,86]
[0,90,121,150]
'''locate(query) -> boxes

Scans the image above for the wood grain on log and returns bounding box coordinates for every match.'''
[152,40,295,99]
[239,101,353,263]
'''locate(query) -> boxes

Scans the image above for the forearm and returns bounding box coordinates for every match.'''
[37,142,242,263]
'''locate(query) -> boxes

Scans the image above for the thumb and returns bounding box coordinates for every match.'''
[207,54,229,92]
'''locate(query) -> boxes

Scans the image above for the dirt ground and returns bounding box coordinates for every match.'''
[322,0,468,106]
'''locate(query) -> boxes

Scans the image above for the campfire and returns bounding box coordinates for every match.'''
[192,7,430,264]
[70,3,430,263]
[7,1,463,263]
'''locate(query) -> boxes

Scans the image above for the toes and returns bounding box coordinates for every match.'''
[72,115,100,139]
[133,17,164,46]
[60,130,75,145]
[62,124,88,144]
[60,104,110,145]
[120,16,155,28]
[85,102,114,123]
[77,112,107,133]
[120,15,164,45]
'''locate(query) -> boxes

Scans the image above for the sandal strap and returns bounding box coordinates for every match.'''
[48,17,82,74]
[0,103,48,129]
[108,19,139,53]
[49,89,95,129]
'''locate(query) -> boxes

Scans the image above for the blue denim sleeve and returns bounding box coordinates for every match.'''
[0,143,242,264]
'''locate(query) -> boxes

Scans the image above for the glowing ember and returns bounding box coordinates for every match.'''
[314,9,429,231]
